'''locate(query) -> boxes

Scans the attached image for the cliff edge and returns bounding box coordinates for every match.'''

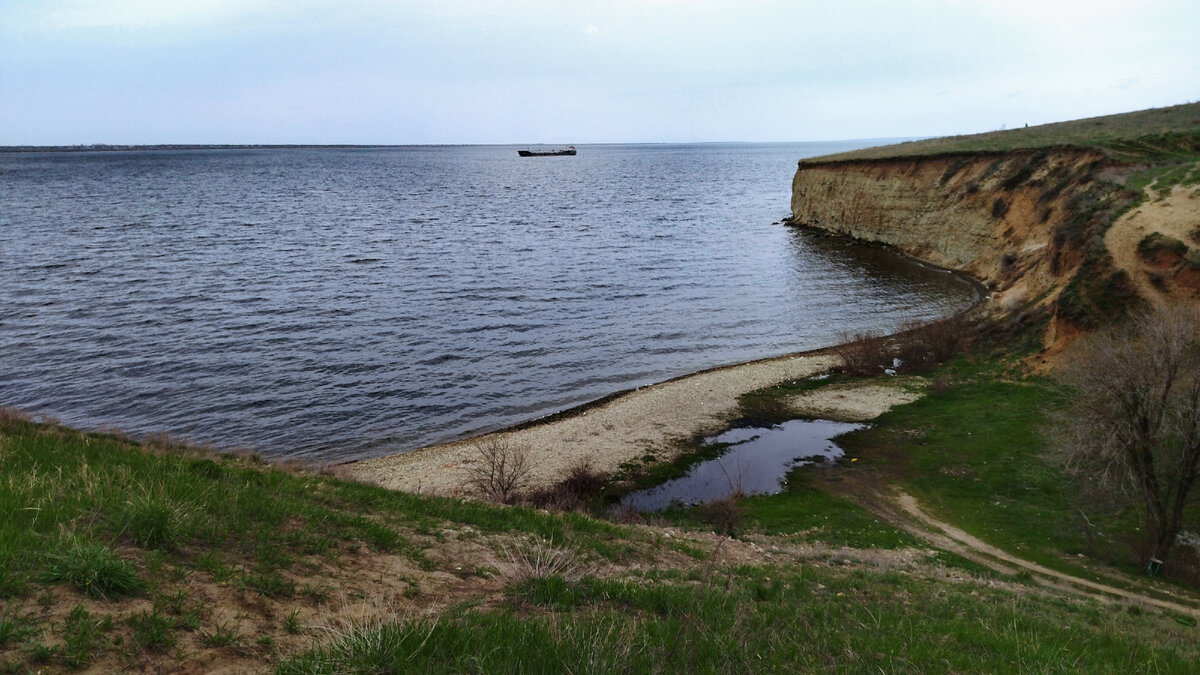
[789,103,1200,348]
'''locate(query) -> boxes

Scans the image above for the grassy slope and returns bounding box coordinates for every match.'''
[4,414,1200,672]
[0,415,641,671]
[286,567,1199,673]
[806,101,1200,163]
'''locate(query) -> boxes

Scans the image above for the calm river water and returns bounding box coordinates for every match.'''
[1,143,975,461]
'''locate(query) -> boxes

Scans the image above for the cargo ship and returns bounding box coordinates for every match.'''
[517,145,576,157]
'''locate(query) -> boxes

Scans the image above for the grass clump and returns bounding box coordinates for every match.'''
[1137,232,1189,262]
[125,498,179,551]
[62,604,114,668]
[127,608,176,651]
[40,542,141,599]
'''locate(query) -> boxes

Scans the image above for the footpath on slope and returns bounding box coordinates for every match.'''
[880,490,1200,618]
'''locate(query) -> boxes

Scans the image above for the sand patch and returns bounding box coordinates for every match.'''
[345,352,840,496]
[1105,183,1200,306]
[787,380,925,422]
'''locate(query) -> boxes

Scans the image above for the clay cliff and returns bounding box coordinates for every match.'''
[789,149,1144,336]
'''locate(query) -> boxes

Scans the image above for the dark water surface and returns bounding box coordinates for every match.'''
[1,143,975,461]
[622,419,865,511]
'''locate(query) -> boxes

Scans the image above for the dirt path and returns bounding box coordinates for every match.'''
[890,491,1200,617]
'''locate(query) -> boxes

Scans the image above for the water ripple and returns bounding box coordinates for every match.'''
[1,143,976,461]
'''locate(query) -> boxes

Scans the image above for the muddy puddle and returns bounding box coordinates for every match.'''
[621,419,864,511]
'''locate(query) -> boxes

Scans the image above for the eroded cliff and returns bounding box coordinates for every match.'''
[789,149,1140,328]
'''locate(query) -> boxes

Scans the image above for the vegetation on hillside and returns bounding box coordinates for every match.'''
[805,102,1200,163]
[5,405,1200,672]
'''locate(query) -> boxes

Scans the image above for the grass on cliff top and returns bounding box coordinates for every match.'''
[805,101,1200,164]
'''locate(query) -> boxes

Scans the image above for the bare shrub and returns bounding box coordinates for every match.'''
[0,407,32,425]
[1053,305,1200,566]
[525,457,606,510]
[833,331,890,376]
[893,315,973,371]
[700,490,746,536]
[466,437,532,504]
[609,505,646,525]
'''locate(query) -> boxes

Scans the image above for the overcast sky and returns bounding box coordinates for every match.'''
[2,0,1197,145]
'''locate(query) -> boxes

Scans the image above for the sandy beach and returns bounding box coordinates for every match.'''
[345,352,834,495]
[343,349,926,497]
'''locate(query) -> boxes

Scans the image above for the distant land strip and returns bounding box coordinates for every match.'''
[0,144,421,153]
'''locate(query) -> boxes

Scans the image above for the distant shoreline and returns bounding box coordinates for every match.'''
[0,139,912,154]
[0,144,404,153]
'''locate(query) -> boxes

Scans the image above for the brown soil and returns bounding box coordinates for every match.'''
[1105,183,1200,306]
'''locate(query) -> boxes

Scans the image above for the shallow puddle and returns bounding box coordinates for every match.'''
[621,419,865,511]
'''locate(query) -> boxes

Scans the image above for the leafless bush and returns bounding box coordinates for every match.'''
[894,315,972,371]
[609,505,646,525]
[0,407,33,425]
[835,316,972,377]
[700,490,746,536]
[466,437,532,504]
[525,457,606,510]
[833,331,890,376]
[1053,305,1200,566]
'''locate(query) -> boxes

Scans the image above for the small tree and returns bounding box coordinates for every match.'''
[1056,305,1200,565]
[466,438,532,504]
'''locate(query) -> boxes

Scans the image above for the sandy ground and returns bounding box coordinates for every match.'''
[344,353,934,497]
[1105,182,1200,305]
[346,352,839,496]
[787,380,925,422]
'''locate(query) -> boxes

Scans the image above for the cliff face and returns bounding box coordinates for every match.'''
[789,150,1134,320]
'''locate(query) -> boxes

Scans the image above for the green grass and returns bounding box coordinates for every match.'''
[805,102,1200,163]
[39,542,142,599]
[1125,160,1200,195]
[282,565,1200,673]
[0,415,644,670]
[62,604,114,668]
[0,417,636,591]
[833,357,1196,587]
[1137,232,1190,261]
[652,468,919,549]
[128,608,176,651]
[739,480,919,549]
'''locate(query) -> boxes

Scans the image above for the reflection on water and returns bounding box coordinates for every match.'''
[621,418,865,511]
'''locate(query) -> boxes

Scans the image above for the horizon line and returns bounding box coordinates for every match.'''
[0,138,916,153]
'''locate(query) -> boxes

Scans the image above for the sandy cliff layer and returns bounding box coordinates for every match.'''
[789,149,1128,318]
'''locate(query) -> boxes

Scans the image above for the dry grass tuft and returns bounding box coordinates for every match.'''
[499,538,590,583]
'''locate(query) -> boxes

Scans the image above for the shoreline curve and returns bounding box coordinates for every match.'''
[343,244,987,497]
